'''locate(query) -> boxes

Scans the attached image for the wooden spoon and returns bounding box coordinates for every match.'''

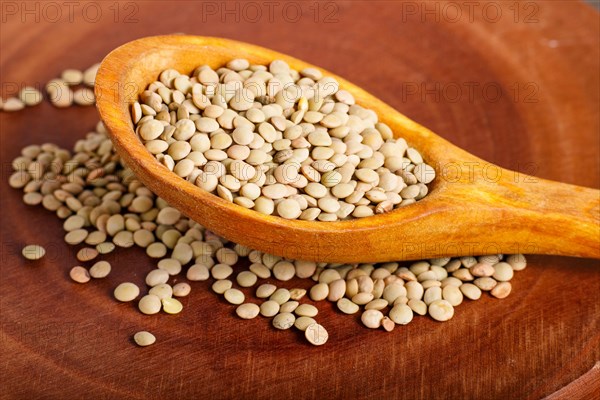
[95,35,600,263]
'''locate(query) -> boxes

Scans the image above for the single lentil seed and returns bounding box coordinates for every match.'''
[236,303,260,319]
[295,304,318,317]
[460,283,482,300]
[260,300,280,317]
[89,260,111,278]
[114,282,140,302]
[442,285,463,306]
[97,242,116,254]
[139,294,162,315]
[389,303,414,325]
[162,297,183,314]
[493,262,514,281]
[272,312,295,330]
[381,317,395,332]
[408,299,427,316]
[70,266,90,283]
[77,247,99,262]
[187,264,209,281]
[305,323,328,345]
[507,254,527,271]
[133,331,156,347]
[310,283,329,301]
[491,282,512,299]
[22,244,45,260]
[146,269,169,287]
[280,301,299,313]
[270,288,291,305]
[172,282,191,297]
[224,288,245,305]
[149,283,173,300]
[428,299,454,322]
[295,316,317,331]
[256,283,277,298]
[337,298,360,314]
[361,309,384,329]
[212,279,233,294]
[362,296,386,309]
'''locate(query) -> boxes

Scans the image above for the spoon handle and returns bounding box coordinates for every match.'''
[454,170,600,259]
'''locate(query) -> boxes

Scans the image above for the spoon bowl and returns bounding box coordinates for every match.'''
[96,35,600,263]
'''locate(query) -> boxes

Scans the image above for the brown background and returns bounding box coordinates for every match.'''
[1,1,599,399]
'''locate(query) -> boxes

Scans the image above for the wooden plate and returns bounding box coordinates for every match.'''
[1,2,598,398]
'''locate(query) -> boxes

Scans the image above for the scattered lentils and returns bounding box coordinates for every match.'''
[7,60,529,348]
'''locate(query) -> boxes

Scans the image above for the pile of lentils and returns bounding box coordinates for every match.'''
[132,59,436,220]
[8,62,526,347]
[0,64,98,111]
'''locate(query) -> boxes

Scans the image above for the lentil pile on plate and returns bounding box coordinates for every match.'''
[132,59,436,221]
[7,63,526,347]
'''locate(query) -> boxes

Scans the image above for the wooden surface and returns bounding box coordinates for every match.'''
[1,1,599,399]
[96,34,600,263]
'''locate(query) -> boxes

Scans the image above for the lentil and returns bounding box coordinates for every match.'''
[491,282,512,299]
[361,309,384,329]
[493,262,514,282]
[295,304,318,317]
[428,300,454,322]
[212,279,233,294]
[187,264,209,281]
[507,254,527,271]
[260,300,280,317]
[22,244,45,260]
[139,294,162,314]
[289,288,307,300]
[460,283,482,300]
[134,331,156,347]
[77,247,99,262]
[256,283,277,298]
[408,299,427,316]
[173,282,191,297]
[337,298,360,314]
[295,316,317,331]
[70,266,90,283]
[149,283,173,300]
[389,304,413,325]
[381,317,395,332]
[89,260,111,278]
[146,269,169,287]
[162,297,183,314]
[224,288,245,305]
[442,285,463,306]
[273,312,295,330]
[270,288,291,305]
[310,283,329,301]
[280,301,299,313]
[236,303,260,319]
[305,323,328,346]
[114,283,140,302]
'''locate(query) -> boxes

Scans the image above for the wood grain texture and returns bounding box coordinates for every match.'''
[546,362,600,400]
[1,1,599,399]
[96,35,600,263]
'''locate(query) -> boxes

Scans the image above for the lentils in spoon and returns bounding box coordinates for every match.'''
[132,59,435,221]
